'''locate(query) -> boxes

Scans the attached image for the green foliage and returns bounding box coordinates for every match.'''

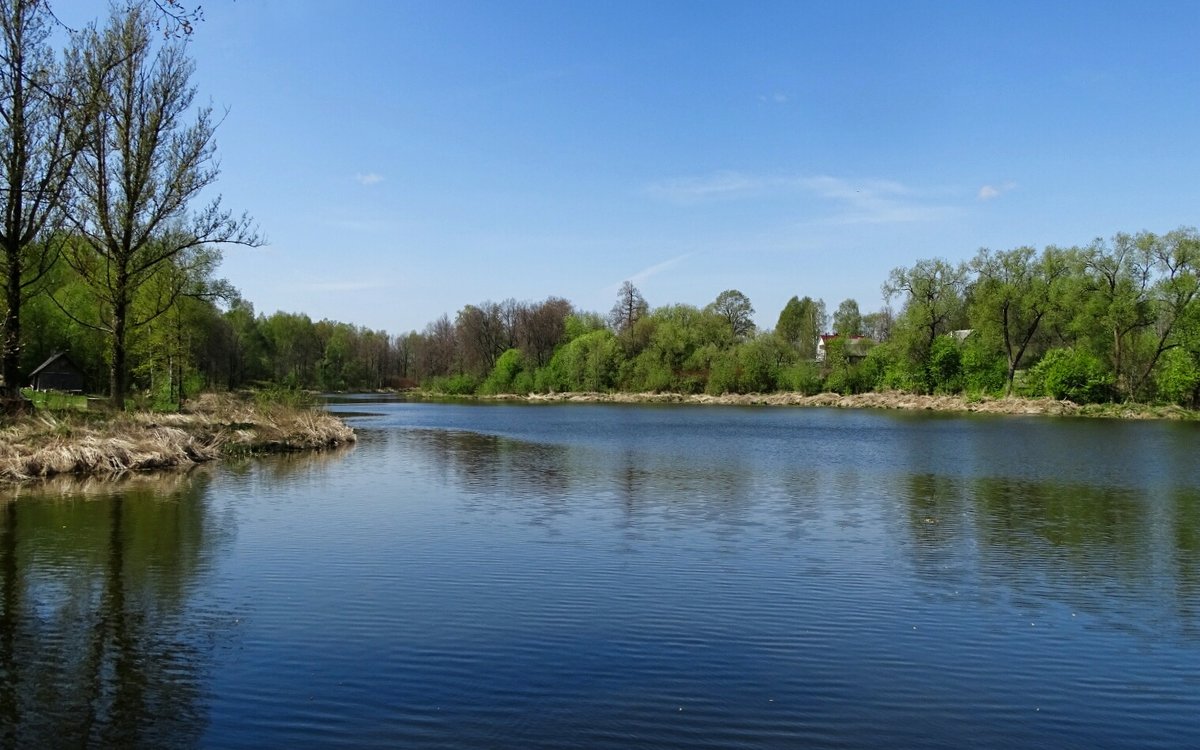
[705,348,739,395]
[960,334,1007,395]
[778,361,824,394]
[20,388,88,412]
[253,385,317,410]
[706,289,756,338]
[537,329,618,392]
[926,336,963,393]
[1154,348,1200,406]
[562,312,607,343]
[832,298,862,336]
[1026,348,1113,403]
[480,348,532,394]
[424,373,480,396]
[875,342,927,393]
[737,337,783,392]
[776,295,824,358]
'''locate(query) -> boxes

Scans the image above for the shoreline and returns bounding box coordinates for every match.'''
[448,390,1198,420]
[0,394,356,485]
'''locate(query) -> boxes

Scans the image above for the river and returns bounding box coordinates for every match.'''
[2,397,1199,748]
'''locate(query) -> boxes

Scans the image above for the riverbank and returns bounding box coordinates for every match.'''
[0,394,356,484]
[465,390,1199,420]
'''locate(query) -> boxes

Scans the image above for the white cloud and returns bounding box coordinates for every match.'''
[978,181,1017,201]
[605,253,693,295]
[297,280,391,293]
[645,171,953,224]
[798,175,952,224]
[628,253,692,285]
[644,171,764,203]
[354,172,385,186]
[758,92,789,104]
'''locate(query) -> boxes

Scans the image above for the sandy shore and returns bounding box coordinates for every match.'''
[0,394,356,484]
[472,390,1197,420]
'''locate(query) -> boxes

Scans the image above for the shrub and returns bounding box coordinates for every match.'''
[424,373,479,395]
[926,336,963,393]
[778,361,824,394]
[480,349,528,394]
[961,336,1007,395]
[1154,348,1200,406]
[1026,347,1113,403]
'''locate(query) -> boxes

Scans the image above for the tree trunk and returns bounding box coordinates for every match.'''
[2,243,21,398]
[110,288,128,409]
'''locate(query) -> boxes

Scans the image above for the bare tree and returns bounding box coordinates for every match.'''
[63,4,259,407]
[517,296,571,367]
[0,0,98,397]
[609,280,647,333]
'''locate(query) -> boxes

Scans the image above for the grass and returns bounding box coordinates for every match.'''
[0,392,355,484]
[20,387,88,412]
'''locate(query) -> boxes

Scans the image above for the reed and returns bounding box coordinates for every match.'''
[0,393,355,483]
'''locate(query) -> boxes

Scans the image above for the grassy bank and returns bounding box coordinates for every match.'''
[462,390,1200,420]
[0,393,355,484]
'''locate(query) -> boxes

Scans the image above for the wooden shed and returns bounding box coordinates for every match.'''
[29,352,85,393]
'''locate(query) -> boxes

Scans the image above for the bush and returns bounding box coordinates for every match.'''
[778,361,824,394]
[480,349,528,394]
[1026,347,1113,403]
[926,336,963,393]
[961,336,1007,395]
[538,329,617,392]
[254,384,317,409]
[705,349,739,395]
[1154,348,1200,406]
[424,373,479,395]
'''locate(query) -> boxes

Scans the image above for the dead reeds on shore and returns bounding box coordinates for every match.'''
[0,393,355,484]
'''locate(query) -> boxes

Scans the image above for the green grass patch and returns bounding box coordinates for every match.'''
[20,387,88,412]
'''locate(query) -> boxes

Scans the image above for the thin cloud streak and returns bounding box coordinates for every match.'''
[605,253,693,295]
[355,172,385,186]
[296,280,392,293]
[978,181,1017,201]
[645,171,954,225]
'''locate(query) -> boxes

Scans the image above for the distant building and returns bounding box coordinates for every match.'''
[29,352,85,393]
[950,329,974,344]
[816,334,872,363]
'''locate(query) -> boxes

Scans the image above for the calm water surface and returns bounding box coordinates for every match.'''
[2,398,1199,748]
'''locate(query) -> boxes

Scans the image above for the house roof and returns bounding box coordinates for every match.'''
[30,351,80,377]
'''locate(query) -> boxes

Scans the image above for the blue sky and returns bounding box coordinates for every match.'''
[53,1,1200,333]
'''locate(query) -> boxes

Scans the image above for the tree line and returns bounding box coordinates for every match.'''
[6,4,1199,410]
[373,227,1200,407]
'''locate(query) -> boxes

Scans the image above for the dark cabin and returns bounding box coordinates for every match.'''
[29,352,85,393]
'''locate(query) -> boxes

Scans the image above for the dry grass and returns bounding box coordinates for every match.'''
[0,393,355,484]
[512,390,1197,419]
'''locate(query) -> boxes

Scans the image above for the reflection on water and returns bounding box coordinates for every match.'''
[2,401,1200,748]
[393,413,1200,642]
[0,474,219,749]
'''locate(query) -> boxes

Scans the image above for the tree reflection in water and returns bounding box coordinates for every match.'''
[0,474,216,749]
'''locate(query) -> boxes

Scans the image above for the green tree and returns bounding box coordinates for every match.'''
[0,0,98,397]
[884,258,967,389]
[969,245,1072,395]
[706,288,755,339]
[832,298,862,336]
[775,295,825,359]
[64,4,259,407]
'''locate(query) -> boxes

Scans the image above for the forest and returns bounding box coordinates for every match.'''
[28,225,1200,410]
[5,4,1199,411]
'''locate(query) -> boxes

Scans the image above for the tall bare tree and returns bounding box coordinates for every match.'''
[0,0,92,398]
[64,3,259,407]
[609,280,647,333]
